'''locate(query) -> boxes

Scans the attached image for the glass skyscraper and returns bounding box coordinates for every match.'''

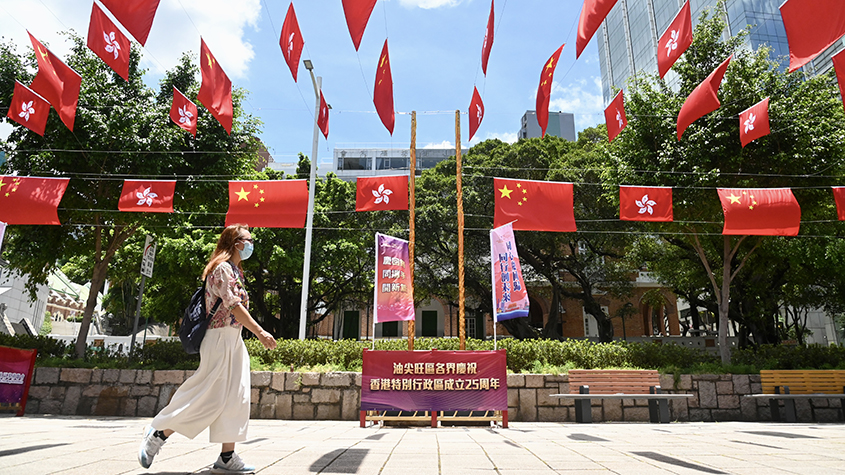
[597,0,844,104]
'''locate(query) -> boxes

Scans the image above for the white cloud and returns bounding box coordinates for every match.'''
[484,131,518,144]
[423,140,454,149]
[396,0,463,9]
[548,76,604,131]
[0,0,261,80]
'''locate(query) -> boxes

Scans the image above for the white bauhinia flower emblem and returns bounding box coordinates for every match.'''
[18,100,35,122]
[636,194,657,215]
[744,112,756,133]
[103,31,120,60]
[475,104,483,122]
[372,184,393,205]
[616,109,623,128]
[178,106,193,126]
[665,29,679,57]
[136,187,158,206]
[287,33,295,57]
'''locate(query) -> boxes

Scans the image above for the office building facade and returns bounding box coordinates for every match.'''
[519,111,577,140]
[332,147,466,180]
[597,0,844,104]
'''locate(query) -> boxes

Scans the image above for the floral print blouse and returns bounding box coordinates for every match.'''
[205,261,248,329]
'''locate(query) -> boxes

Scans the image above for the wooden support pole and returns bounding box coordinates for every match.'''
[456,110,465,350]
[408,111,416,351]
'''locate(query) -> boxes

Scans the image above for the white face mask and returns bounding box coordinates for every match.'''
[238,241,254,260]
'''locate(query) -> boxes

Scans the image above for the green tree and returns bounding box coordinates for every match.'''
[0,35,261,357]
[607,4,845,361]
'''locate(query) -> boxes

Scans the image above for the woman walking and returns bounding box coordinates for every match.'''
[138,224,277,474]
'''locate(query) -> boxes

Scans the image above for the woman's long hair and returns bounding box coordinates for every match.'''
[202,224,248,279]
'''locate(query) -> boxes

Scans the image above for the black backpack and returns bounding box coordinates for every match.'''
[179,275,223,354]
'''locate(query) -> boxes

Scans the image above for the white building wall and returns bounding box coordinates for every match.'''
[0,265,48,334]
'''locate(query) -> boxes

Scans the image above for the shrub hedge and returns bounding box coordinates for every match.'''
[2,333,842,373]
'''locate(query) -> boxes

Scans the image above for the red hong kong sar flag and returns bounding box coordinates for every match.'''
[342,0,377,51]
[280,3,304,82]
[317,90,329,139]
[481,0,495,75]
[677,55,731,140]
[7,81,50,136]
[604,89,626,142]
[832,49,845,112]
[739,97,770,147]
[29,32,82,132]
[619,186,673,222]
[87,3,130,80]
[373,39,395,135]
[833,187,845,221]
[198,38,233,135]
[170,87,198,137]
[576,0,619,58]
[717,188,801,236]
[99,0,161,46]
[536,44,565,138]
[468,86,485,141]
[658,0,692,78]
[780,0,845,72]
[226,180,308,228]
[494,178,576,232]
[356,175,409,212]
[0,176,70,225]
[118,180,176,213]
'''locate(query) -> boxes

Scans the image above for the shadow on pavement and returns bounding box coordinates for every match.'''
[632,451,727,474]
[0,443,70,457]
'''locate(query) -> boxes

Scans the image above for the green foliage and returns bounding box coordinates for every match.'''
[39,314,53,335]
[731,344,845,370]
[0,333,68,359]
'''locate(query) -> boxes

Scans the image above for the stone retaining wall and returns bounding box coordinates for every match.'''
[24,369,844,423]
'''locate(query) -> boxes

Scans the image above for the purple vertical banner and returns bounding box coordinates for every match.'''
[0,346,38,416]
[374,233,414,323]
[490,222,529,321]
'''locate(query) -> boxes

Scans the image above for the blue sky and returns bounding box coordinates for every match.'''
[1,0,605,173]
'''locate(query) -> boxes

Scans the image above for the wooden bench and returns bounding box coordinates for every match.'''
[744,370,845,422]
[550,369,693,423]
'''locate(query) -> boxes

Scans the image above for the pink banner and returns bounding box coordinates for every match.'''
[0,346,38,416]
[374,233,414,323]
[490,223,529,321]
[361,350,508,411]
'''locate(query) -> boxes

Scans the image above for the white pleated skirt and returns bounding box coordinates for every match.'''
[151,326,250,442]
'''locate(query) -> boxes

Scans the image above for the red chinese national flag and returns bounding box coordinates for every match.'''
[658,0,692,79]
[677,55,731,140]
[604,89,626,142]
[118,180,175,213]
[0,176,69,225]
[342,0,377,51]
[619,186,672,222]
[832,187,845,221]
[99,0,160,46]
[576,0,618,58]
[717,188,801,236]
[29,32,82,132]
[536,44,565,138]
[170,87,198,137]
[494,178,576,232]
[317,90,329,139]
[780,0,845,72]
[468,86,484,141]
[7,81,50,136]
[739,97,770,147]
[832,49,845,112]
[280,3,304,82]
[374,40,395,135]
[87,3,130,80]
[198,39,233,135]
[356,175,409,212]
[226,180,308,228]
[481,0,495,75]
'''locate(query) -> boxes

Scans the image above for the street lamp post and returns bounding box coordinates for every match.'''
[299,59,321,340]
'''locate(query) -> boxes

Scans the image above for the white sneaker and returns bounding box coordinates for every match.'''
[211,452,255,474]
[138,426,166,468]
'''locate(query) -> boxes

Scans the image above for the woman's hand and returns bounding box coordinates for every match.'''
[258,330,277,350]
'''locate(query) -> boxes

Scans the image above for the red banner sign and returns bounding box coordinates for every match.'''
[0,346,38,416]
[361,350,507,411]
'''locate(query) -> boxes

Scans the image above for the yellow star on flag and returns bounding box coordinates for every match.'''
[728,193,741,204]
[235,187,250,201]
[499,185,513,199]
